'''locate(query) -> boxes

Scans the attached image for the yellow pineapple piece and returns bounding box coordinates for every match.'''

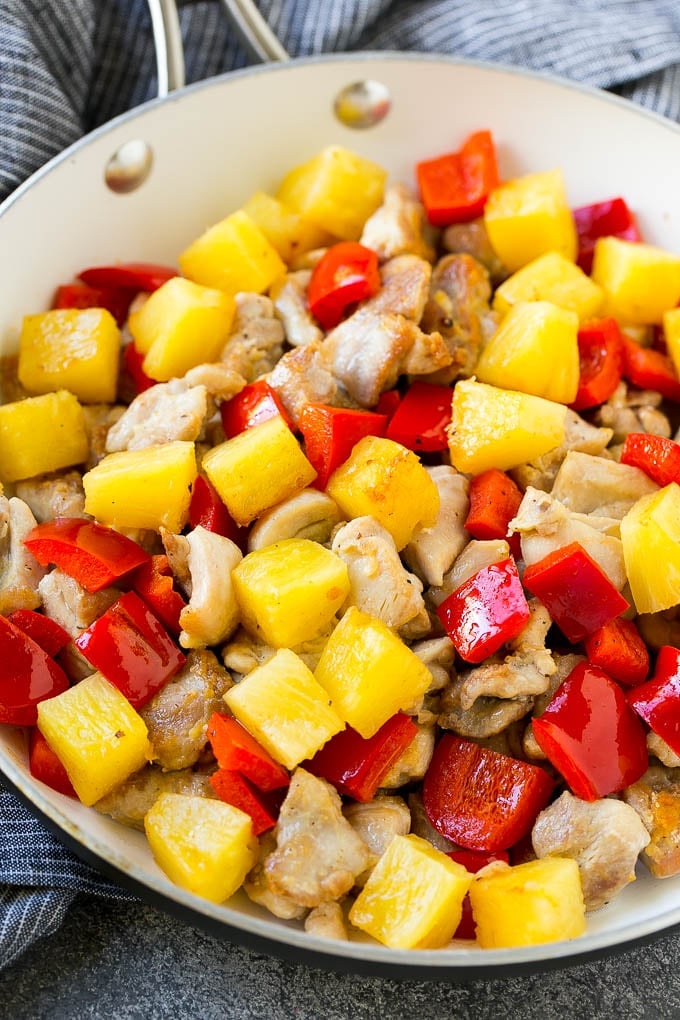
[18,308,120,403]
[469,858,586,948]
[145,793,257,903]
[476,300,579,403]
[224,648,344,768]
[484,169,577,272]
[242,191,334,263]
[314,606,431,738]
[202,416,317,526]
[592,237,680,324]
[36,672,151,806]
[664,307,680,377]
[232,538,350,647]
[326,436,439,551]
[621,483,680,614]
[492,252,604,322]
[83,440,197,533]
[447,379,566,474]
[349,834,472,949]
[0,390,88,483]
[179,210,286,294]
[276,145,387,241]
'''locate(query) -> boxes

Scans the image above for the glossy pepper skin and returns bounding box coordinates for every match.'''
[307,241,381,330]
[298,403,387,490]
[78,262,178,292]
[416,130,500,227]
[384,381,453,453]
[131,554,186,636]
[533,661,648,801]
[28,727,76,797]
[447,849,510,939]
[620,335,680,402]
[188,475,247,549]
[464,468,523,558]
[584,616,649,687]
[570,318,623,411]
[572,197,640,275]
[220,380,294,439]
[53,282,132,326]
[123,341,156,395]
[0,615,69,725]
[207,713,290,792]
[628,646,680,756]
[24,517,150,593]
[8,609,70,658]
[436,557,530,664]
[209,768,281,836]
[422,735,555,852]
[620,432,680,488]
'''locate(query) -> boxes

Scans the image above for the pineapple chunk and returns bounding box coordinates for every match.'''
[223,648,344,769]
[349,834,472,949]
[663,307,680,378]
[0,390,88,483]
[242,191,334,263]
[232,538,350,647]
[83,440,197,533]
[469,858,586,948]
[476,301,579,404]
[326,436,439,551]
[621,483,680,614]
[492,252,604,322]
[36,672,151,806]
[18,308,120,403]
[314,606,431,738]
[592,237,680,325]
[448,379,566,474]
[484,169,578,273]
[145,793,257,903]
[202,416,317,526]
[179,210,286,295]
[276,145,387,241]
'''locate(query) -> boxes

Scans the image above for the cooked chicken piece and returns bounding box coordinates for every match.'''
[268,341,339,424]
[178,527,242,649]
[637,609,680,652]
[595,381,671,444]
[219,293,285,381]
[360,184,435,263]
[551,450,658,518]
[410,636,455,693]
[624,765,680,878]
[304,901,348,940]
[94,765,216,831]
[160,528,191,595]
[262,770,372,908]
[15,471,86,523]
[344,796,410,885]
[379,724,436,788]
[106,380,208,453]
[245,832,308,920]
[140,649,233,770]
[38,568,120,637]
[408,791,457,853]
[183,362,246,402]
[331,516,427,632]
[511,409,613,492]
[405,466,470,587]
[270,270,323,347]
[82,403,126,467]
[442,218,507,284]
[438,674,534,739]
[248,490,342,551]
[221,626,332,677]
[0,354,27,403]
[0,496,47,613]
[475,719,526,761]
[532,790,650,911]
[647,732,680,769]
[427,539,509,609]
[369,254,433,321]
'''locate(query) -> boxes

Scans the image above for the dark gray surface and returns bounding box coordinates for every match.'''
[1,896,680,1019]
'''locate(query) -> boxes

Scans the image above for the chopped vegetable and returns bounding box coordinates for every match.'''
[307,241,381,329]
[220,379,293,438]
[591,237,680,325]
[24,517,150,592]
[464,468,522,556]
[207,713,290,791]
[570,317,624,411]
[131,554,186,636]
[620,335,680,401]
[208,769,280,836]
[492,252,604,322]
[53,282,132,326]
[78,262,178,292]
[584,617,649,687]
[416,130,500,227]
[8,609,70,657]
[620,483,680,614]
[188,475,245,547]
[628,646,680,756]
[447,849,510,940]
[384,381,452,453]
[621,432,680,487]
[299,403,387,489]
[0,389,88,483]
[179,210,286,294]
[28,727,76,797]
[123,341,155,395]
[0,615,69,725]
[572,197,640,275]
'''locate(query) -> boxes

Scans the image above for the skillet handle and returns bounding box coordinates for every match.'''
[147,0,186,96]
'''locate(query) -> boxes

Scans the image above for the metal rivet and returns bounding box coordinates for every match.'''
[333,80,391,129]
[105,139,153,193]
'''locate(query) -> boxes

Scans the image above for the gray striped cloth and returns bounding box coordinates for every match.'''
[1,0,680,971]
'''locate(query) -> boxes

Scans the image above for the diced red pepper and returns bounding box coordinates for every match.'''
[628,646,680,756]
[24,518,150,593]
[298,403,388,490]
[207,713,290,792]
[570,318,624,411]
[464,468,523,558]
[131,554,186,636]
[123,342,156,395]
[436,557,530,664]
[53,283,133,327]
[533,661,648,800]
[78,262,178,292]
[384,381,452,453]
[28,728,76,797]
[0,616,69,725]
[375,390,401,420]
[584,616,650,687]
[621,335,680,402]
[8,609,70,658]
[523,541,629,644]
[305,713,418,803]
[572,197,640,275]
[220,380,294,438]
[307,241,381,330]
[447,849,510,939]
[74,591,185,709]
[209,768,280,836]
[620,432,680,488]
[423,735,555,852]
[416,130,500,227]
[188,475,247,548]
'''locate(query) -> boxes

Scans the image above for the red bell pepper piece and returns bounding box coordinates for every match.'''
[436,557,530,664]
[209,768,281,836]
[621,335,680,402]
[628,646,680,756]
[74,591,185,708]
[584,616,650,687]
[416,130,500,227]
[207,713,290,792]
[375,389,401,420]
[28,728,76,797]
[572,197,640,275]
[298,403,388,490]
[533,661,648,800]
[523,541,629,644]
[131,554,186,636]
[53,283,133,327]
[78,262,178,292]
[384,381,452,453]
[220,380,294,438]
[447,849,510,939]
[305,712,418,803]
[188,475,247,548]
[620,432,680,488]
[24,518,150,593]
[307,241,381,330]
[0,616,69,725]
[464,468,523,558]
[123,342,156,395]
[8,609,70,658]
[570,318,624,411]
[423,735,555,852]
